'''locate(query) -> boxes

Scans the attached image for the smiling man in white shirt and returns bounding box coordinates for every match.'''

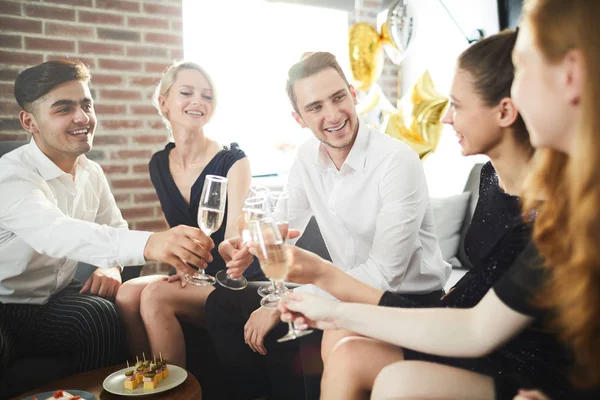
[204,52,451,399]
[0,60,215,379]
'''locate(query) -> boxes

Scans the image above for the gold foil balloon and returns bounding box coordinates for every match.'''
[383,71,448,160]
[348,22,384,92]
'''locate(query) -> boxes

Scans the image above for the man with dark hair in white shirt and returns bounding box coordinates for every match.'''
[0,60,214,380]
[203,52,451,399]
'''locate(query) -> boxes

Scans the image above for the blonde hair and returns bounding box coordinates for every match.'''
[152,61,217,133]
[521,0,600,388]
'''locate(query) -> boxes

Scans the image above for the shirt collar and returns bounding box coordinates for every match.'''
[343,121,369,172]
[27,137,88,181]
[314,119,369,172]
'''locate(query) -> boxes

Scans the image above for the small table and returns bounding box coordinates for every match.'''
[12,365,202,399]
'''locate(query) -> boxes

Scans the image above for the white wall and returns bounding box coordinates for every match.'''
[400,0,500,197]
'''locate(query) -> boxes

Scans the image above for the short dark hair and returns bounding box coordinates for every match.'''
[14,60,91,112]
[285,52,350,114]
[458,29,532,153]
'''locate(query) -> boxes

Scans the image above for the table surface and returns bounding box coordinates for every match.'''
[12,364,202,400]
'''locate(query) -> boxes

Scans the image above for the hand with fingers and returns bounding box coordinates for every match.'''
[144,225,214,276]
[244,306,281,355]
[80,266,122,300]
[285,228,301,241]
[285,245,330,285]
[241,228,300,272]
[278,291,341,331]
[218,237,254,279]
[167,270,188,288]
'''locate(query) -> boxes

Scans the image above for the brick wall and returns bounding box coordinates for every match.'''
[0,0,183,232]
[350,0,400,105]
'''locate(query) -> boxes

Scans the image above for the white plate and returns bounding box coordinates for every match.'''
[102,364,187,396]
[21,390,96,400]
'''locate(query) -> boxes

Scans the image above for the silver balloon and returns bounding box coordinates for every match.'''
[387,0,416,57]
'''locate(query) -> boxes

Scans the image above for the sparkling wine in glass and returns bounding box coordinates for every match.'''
[249,218,289,308]
[216,195,268,290]
[249,218,313,342]
[240,189,269,243]
[258,191,289,298]
[184,174,227,286]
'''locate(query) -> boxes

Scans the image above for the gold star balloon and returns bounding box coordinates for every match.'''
[382,71,449,160]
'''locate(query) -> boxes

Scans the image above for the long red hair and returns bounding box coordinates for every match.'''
[521,0,600,388]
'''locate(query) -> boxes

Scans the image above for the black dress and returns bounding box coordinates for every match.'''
[380,161,531,309]
[494,244,600,399]
[149,142,263,279]
[378,162,554,399]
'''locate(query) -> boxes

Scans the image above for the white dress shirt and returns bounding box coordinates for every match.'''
[0,139,151,304]
[287,122,450,298]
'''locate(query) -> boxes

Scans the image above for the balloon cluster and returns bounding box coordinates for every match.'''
[348,0,414,90]
[349,0,448,160]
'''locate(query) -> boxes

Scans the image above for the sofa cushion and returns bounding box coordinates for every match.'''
[431,192,471,268]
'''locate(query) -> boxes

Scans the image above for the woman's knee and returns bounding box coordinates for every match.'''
[325,336,370,377]
[371,362,421,400]
[139,280,173,320]
[115,278,148,314]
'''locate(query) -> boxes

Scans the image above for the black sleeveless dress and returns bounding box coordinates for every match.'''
[149,142,263,279]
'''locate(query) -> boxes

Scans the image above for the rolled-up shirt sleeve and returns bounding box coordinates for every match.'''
[0,172,151,269]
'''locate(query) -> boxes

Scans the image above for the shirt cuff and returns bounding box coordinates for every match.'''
[293,283,338,301]
[118,230,152,267]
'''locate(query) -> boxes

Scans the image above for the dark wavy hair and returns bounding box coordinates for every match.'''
[14,60,91,112]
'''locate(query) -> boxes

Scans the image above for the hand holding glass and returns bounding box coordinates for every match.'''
[258,191,289,298]
[184,175,227,286]
[216,195,268,290]
[249,218,313,342]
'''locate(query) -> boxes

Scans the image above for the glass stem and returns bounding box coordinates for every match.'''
[196,229,212,277]
[274,280,286,296]
[288,322,298,338]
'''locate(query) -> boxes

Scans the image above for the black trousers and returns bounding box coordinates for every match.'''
[205,282,322,400]
[0,281,124,381]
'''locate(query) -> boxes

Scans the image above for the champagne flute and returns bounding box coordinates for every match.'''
[257,191,289,298]
[216,195,268,290]
[267,193,313,342]
[184,174,227,286]
[249,218,313,342]
[248,218,288,308]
